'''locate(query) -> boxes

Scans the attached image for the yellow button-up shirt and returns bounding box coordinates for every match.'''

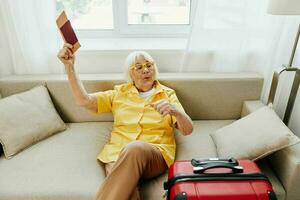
[95,81,185,167]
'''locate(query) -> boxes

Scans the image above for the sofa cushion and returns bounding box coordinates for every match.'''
[0,86,67,159]
[211,106,300,161]
[0,122,112,200]
[175,120,235,160]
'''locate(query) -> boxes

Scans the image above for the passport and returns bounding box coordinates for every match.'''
[56,11,81,53]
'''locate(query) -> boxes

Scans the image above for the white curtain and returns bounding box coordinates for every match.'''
[0,0,62,75]
[182,0,300,103]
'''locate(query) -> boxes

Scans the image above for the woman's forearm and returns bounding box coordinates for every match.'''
[57,44,97,112]
[65,64,92,107]
[174,111,193,135]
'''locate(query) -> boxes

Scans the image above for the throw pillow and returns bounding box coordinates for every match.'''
[0,86,67,159]
[211,106,300,160]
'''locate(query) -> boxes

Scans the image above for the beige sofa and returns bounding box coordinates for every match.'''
[0,73,299,200]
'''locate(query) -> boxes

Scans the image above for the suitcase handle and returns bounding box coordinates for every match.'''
[191,157,238,167]
[193,163,244,174]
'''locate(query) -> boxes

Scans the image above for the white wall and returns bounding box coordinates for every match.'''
[0,11,13,77]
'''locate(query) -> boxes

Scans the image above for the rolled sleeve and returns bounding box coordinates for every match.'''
[95,90,116,113]
[168,90,186,125]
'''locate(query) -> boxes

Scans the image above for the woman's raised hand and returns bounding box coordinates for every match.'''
[57,43,75,67]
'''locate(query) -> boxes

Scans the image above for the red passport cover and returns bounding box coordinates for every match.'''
[56,11,81,53]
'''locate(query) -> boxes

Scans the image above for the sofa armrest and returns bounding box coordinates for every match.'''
[242,100,300,199]
[268,144,300,200]
[241,100,266,118]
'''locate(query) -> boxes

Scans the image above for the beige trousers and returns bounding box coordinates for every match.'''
[96,141,168,200]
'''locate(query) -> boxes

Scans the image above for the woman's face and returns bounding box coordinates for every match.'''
[130,55,156,92]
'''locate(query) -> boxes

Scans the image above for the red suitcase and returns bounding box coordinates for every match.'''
[163,158,277,200]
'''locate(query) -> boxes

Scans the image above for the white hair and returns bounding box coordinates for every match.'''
[123,51,158,83]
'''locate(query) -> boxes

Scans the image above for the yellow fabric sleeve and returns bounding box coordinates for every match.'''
[168,90,186,125]
[95,90,116,113]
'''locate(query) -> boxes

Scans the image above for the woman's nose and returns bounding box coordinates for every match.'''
[142,67,149,73]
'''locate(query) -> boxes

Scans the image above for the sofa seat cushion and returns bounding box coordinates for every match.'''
[140,120,286,200]
[0,122,112,200]
[175,120,235,159]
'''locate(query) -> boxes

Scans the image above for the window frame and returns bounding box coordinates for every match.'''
[76,0,197,39]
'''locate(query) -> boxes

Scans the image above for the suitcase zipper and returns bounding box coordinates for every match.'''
[164,173,270,190]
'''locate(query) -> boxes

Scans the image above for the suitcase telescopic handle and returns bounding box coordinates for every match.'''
[193,163,244,174]
[191,158,239,167]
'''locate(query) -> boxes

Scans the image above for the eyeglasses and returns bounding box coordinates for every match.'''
[130,61,154,72]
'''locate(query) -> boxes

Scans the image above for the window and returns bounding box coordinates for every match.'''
[56,0,114,30]
[56,0,195,37]
[127,0,190,25]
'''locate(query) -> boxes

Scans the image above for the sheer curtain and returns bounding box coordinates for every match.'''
[182,0,300,102]
[0,0,62,75]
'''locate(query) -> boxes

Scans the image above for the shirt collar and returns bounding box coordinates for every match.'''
[126,80,171,95]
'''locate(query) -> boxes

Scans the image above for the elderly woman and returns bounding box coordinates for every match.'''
[57,43,193,200]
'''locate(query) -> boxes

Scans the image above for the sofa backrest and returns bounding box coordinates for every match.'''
[0,73,263,122]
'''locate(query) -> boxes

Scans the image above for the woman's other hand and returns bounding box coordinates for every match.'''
[57,43,75,67]
[151,100,179,117]
[152,100,193,135]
